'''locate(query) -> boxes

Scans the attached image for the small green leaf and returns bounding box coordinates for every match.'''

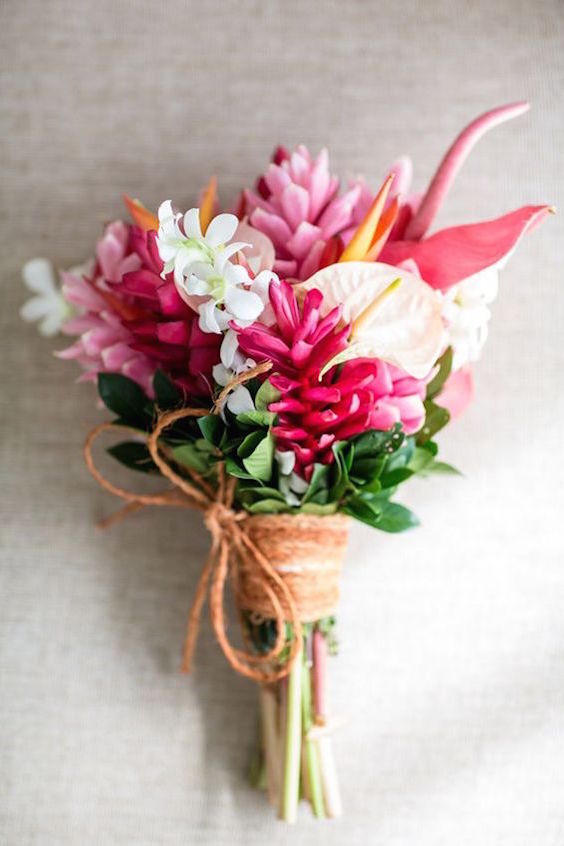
[343,496,383,528]
[198,415,224,447]
[153,370,183,409]
[426,347,453,400]
[255,379,280,411]
[224,457,254,479]
[376,501,420,533]
[172,443,212,474]
[407,446,435,474]
[107,441,158,474]
[98,373,152,428]
[416,400,450,444]
[380,467,413,488]
[425,461,463,476]
[237,486,287,503]
[302,464,330,504]
[242,433,274,482]
[237,409,276,427]
[299,502,338,515]
[247,498,290,514]
[237,430,266,458]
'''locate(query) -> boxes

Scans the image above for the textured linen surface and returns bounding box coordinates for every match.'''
[1,1,563,843]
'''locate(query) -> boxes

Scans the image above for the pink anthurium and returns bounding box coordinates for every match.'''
[381,204,552,291]
[437,365,475,419]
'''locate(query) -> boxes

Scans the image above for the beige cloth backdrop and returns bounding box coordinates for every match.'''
[2,1,563,843]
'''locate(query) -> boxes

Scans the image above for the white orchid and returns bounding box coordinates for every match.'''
[300,261,445,379]
[441,267,499,370]
[274,450,308,506]
[20,259,71,337]
[156,202,248,285]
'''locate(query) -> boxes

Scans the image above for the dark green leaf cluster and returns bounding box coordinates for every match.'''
[96,349,460,535]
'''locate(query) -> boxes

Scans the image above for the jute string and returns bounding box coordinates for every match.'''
[83,362,348,682]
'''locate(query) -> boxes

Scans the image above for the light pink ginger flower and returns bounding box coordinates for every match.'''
[57,222,156,394]
[244,145,363,280]
[57,220,221,399]
[237,280,426,479]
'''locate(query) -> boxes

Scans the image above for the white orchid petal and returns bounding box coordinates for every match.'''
[20,296,51,321]
[22,258,58,294]
[157,200,174,224]
[220,329,239,369]
[183,208,203,239]
[226,385,255,415]
[301,261,445,379]
[224,287,264,322]
[212,363,232,387]
[205,213,239,247]
[198,300,224,334]
[275,450,296,476]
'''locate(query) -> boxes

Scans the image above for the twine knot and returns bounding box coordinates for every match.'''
[203,501,243,535]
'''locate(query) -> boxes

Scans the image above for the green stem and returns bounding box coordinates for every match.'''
[279,641,303,823]
[301,655,325,818]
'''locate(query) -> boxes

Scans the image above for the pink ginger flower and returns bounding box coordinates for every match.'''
[237,280,426,479]
[244,145,363,281]
[58,221,220,399]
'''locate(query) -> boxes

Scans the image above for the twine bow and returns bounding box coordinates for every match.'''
[83,362,302,682]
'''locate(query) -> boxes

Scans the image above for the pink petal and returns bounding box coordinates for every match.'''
[405,102,530,240]
[234,219,275,272]
[298,240,326,281]
[101,342,135,370]
[286,221,322,260]
[438,365,475,419]
[273,258,298,277]
[381,205,552,290]
[157,320,190,346]
[249,207,293,248]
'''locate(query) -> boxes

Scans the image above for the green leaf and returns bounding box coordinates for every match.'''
[242,433,274,482]
[342,496,383,528]
[376,501,420,533]
[416,400,450,444]
[236,409,276,427]
[302,464,330,504]
[237,485,287,503]
[299,502,338,515]
[172,443,212,474]
[380,467,413,488]
[407,446,435,474]
[198,415,224,447]
[153,370,183,409]
[247,498,290,514]
[224,457,254,479]
[107,441,158,474]
[426,347,453,400]
[425,461,463,476]
[237,430,266,458]
[98,373,152,428]
[255,378,280,411]
[350,455,387,485]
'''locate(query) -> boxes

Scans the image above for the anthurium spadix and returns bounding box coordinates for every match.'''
[300,261,445,379]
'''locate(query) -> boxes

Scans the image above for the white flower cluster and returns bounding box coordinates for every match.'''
[441,267,499,371]
[156,202,278,413]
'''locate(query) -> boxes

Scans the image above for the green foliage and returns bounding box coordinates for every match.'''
[106,441,158,474]
[97,373,153,429]
[426,347,453,400]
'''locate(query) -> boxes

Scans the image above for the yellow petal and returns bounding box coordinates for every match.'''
[122,195,159,232]
[199,176,218,234]
[339,174,394,263]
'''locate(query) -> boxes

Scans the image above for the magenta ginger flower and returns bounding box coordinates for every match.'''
[237,281,426,479]
[244,145,364,281]
[58,221,220,398]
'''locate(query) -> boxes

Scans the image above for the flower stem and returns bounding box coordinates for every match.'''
[301,657,325,818]
[259,684,281,807]
[279,639,302,823]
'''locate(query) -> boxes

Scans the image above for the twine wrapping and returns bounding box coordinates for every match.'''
[83,364,350,682]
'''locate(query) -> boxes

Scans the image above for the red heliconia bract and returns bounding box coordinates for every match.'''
[236,280,427,480]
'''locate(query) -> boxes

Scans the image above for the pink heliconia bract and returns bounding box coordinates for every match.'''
[236,280,427,480]
[243,145,365,280]
[57,221,221,399]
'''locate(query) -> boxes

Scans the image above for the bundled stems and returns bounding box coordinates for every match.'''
[253,621,343,821]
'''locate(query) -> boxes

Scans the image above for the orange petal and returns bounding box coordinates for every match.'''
[364,196,400,261]
[339,174,394,262]
[199,176,217,234]
[122,195,159,232]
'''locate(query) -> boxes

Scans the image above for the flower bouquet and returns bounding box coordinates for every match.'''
[22,102,551,822]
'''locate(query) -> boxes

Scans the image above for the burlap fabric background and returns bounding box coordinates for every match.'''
[2,1,563,843]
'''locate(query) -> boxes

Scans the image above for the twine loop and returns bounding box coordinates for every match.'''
[82,362,315,682]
